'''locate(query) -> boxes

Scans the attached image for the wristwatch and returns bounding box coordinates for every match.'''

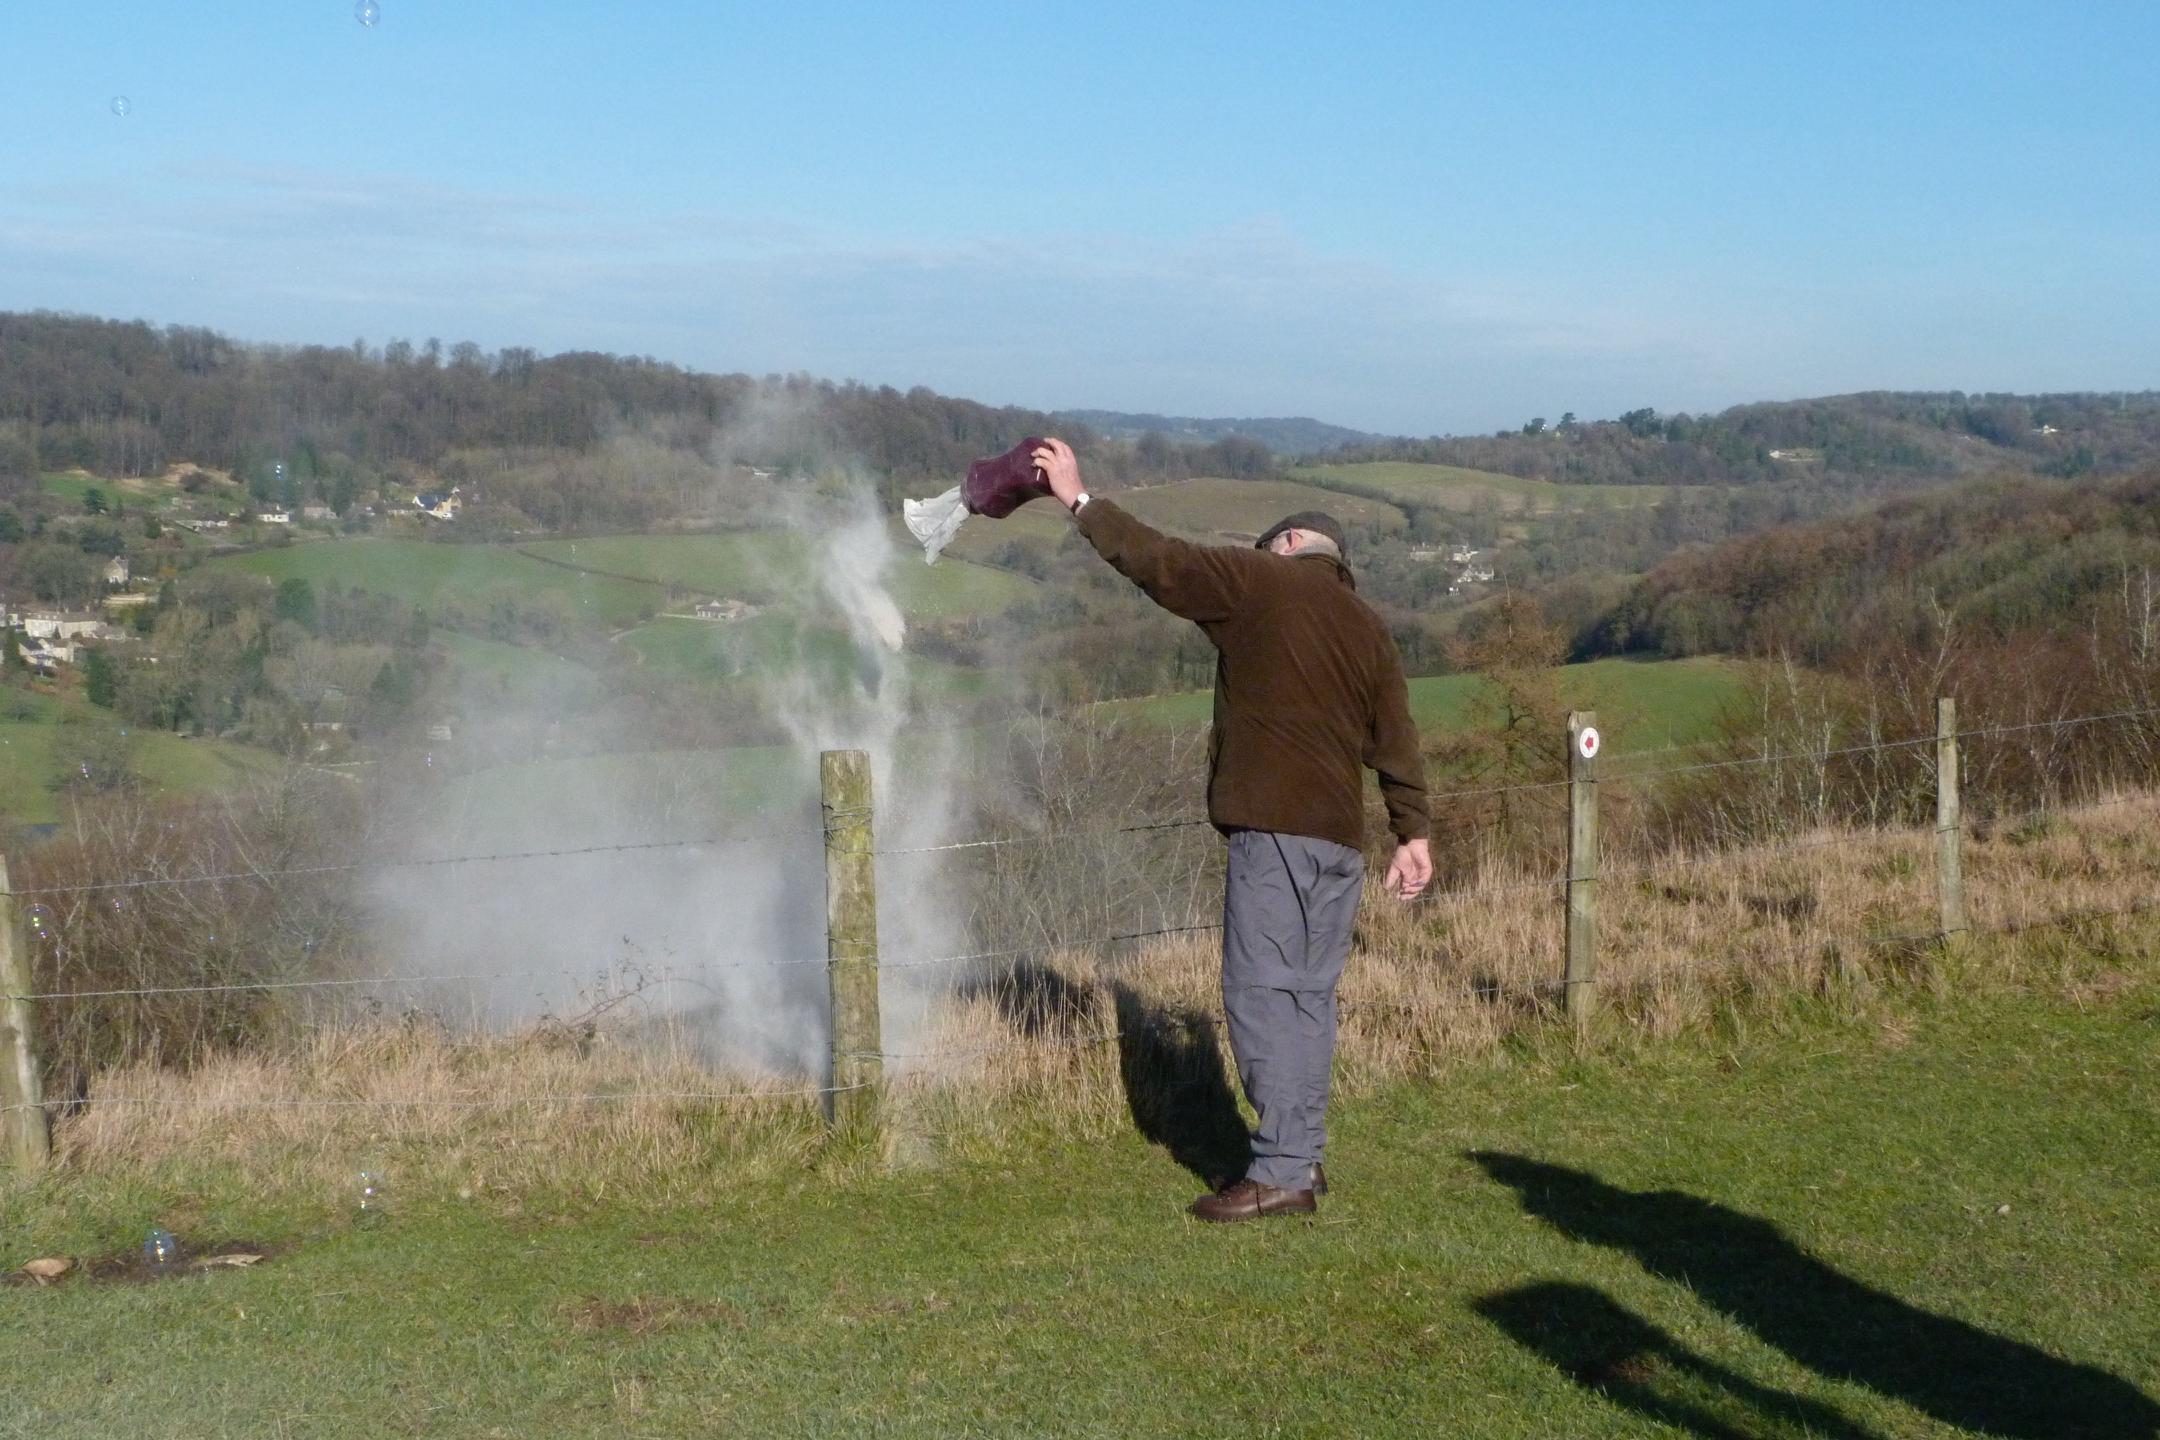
[1069,491,1091,514]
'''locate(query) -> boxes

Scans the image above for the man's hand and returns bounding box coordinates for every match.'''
[1385,838,1433,901]
[1032,436,1085,509]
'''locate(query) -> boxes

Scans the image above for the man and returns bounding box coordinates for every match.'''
[1031,437,1433,1222]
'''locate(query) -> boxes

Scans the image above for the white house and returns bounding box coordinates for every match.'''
[257,510,293,525]
[693,598,755,622]
[20,610,105,641]
[413,488,463,521]
[103,556,130,586]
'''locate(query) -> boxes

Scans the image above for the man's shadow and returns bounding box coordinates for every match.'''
[1471,1152,2160,1440]
[1477,1282,1880,1440]
[964,961,1247,1188]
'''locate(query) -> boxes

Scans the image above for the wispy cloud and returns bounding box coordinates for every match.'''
[0,166,1737,432]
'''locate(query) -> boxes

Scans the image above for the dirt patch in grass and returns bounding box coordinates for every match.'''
[6,1239,283,1288]
[563,1295,750,1336]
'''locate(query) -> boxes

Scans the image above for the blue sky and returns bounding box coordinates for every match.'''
[4,1,2155,434]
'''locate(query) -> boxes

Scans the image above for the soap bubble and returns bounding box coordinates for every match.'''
[111,96,131,118]
[356,1170,386,1217]
[355,0,380,26]
[143,1227,180,1270]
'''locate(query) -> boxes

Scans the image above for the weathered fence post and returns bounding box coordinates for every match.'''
[0,856,51,1169]
[821,750,882,1136]
[1565,711,1601,1026]
[1936,697,1967,942]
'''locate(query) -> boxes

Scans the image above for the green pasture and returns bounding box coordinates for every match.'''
[619,614,988,703]
[210,540,664,629]
[433,631,606,709]
[6,953,2155,1437]
[1121,475,1408,540]
[522,532,1035,621]
[0,689,278,827]
[39,469,207,512]
[1293,461,1685,514]
[1112,657,1747,754]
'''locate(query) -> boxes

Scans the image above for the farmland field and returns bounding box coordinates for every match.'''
[1293,461,1687,513]
[1119,475,1407,540]
[618,614,988,702]
[0,691,279,826]
[1113,657,1748,754]
[521,531,1036,620]
[212,539,664,628]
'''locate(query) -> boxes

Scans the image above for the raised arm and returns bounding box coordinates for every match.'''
[1034,437,1260,624]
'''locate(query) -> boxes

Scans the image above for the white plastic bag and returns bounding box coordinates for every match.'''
[902,485,969,565]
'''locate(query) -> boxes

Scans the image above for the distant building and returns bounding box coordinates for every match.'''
[103,592,156,613]
[19,610,104,641]
[301,503,338,521]
[257,510,293,525]
[2034,424,2060,436]
[413,488,463,521]
[103,556,130,586]
[693,598,755,622]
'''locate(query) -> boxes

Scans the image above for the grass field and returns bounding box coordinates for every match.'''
[39,468,214,512]
[618,614,988,702]
[6,969,2153,1437]
[0,690,278,826]
[433,631,606,709]
[522,532,1036,621]
[1120,475,1408,540]
[1113,657,1747,754]
[1293,461,1685,514]
[213,540,664,628]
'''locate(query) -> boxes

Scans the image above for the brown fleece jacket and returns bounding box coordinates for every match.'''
[1074,498,1429,850]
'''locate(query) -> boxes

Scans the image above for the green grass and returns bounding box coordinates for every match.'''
[211,540,664,629]
[1112,657,1747,754]
[619,614,989,704]
[6,969,2154,1437]
[0,689,278,826]
[1120,475,1408,540]
[433,632,605,709]
[40,468,235,514]
[523,531,1036,621]
[1292,461,1687,514]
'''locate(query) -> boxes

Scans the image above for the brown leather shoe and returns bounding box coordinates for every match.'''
[1189,1178,1317,1222]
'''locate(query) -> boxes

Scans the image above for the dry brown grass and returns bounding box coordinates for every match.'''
[895,791,2160,1152]
[36,792,2160,1196]
[51,1015,833,1204]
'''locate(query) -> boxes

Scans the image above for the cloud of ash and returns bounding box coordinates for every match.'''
[363,391,976,1080]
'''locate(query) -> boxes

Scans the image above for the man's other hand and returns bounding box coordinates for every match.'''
[1385,838,1432,901]
[1033,437,1085,508]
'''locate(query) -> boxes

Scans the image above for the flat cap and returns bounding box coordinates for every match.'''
[1254,510,1348,554]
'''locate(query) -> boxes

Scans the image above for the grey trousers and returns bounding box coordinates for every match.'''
[1221,830,1365,1190]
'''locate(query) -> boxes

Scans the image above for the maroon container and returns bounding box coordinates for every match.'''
[963,437,1055,518]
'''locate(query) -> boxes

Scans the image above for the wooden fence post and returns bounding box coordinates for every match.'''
[821,750,882,1136]
[1936,697,1967,942]
[1565,711,1601,1026]
[0,856,52,1169]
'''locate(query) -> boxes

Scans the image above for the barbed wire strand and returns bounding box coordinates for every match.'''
[8,830,788,900]
[0,1079,866,1117]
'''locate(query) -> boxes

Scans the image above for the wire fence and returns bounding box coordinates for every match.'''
[4,701,2159,1136]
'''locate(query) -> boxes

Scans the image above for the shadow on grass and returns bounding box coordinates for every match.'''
[1471,1153,2160,1440]
[964,961,1247,1188]
[1476,1282,1878,1440]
